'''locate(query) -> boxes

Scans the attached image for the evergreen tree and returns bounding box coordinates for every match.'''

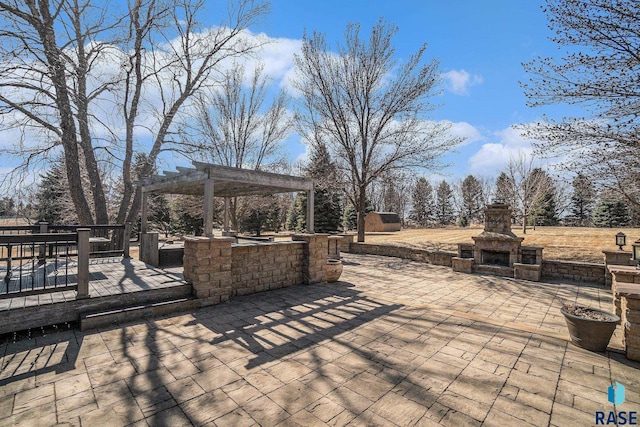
[529,191,559,226]
[410,177,434,227]
[343,204,358,231]
[435,180,455,225]
[148,193,172,238]
[593,199,630,228]
[287,143,343,233]
[460,175,484,224]
[570,173,595,226]
[239,195,280,236]
[306,144,342,233]
[528,169,559,226]
[0,197,15,217]
[343,200,373,231]
[33,158,78,224]
[172,195,206,236]
[494,172,514,205]
[285,196,303,231]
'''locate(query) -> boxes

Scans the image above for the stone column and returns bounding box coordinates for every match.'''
[293,234,328,285]
[183,236,234,306]
[608,265,640,362]
[328,236,341,260]
[339,234,355,253]
[603,250,633,288]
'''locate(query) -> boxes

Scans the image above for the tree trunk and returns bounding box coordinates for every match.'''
[38,2,94,224]
[357,187,366,242]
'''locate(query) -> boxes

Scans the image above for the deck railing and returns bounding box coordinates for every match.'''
[0,230,89,299]
[0,223,131,258]
[0,223,131,299]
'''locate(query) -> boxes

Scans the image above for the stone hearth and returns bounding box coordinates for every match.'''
[452,203,543,281]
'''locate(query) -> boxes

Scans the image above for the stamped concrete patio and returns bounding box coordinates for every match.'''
[1,253,639,426]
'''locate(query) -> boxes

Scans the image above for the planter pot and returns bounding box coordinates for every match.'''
[326,259,343,282]
[561,306,620,352]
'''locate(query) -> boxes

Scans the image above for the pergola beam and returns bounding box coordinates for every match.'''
[137,162,315,235]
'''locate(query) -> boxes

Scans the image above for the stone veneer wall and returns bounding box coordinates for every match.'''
[231,242,305,295]
[540,260,605,285]
[342,239,606,284]
[184,234,325,306]
[346,242,455,267]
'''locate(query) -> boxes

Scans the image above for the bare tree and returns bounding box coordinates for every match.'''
[293,19,459,242]
[0,0,268,225]
[501,154,548,234]
[521,0,640,209]
[185,62,293,228]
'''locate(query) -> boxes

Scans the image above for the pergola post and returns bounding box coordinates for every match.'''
[141,189,148,233]
[306,190,314,234]
[224,197,230,232]
[203,177,215,237]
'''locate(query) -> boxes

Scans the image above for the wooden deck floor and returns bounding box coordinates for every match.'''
[0,257,186,312]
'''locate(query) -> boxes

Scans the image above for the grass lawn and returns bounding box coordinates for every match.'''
[361,225,640,263]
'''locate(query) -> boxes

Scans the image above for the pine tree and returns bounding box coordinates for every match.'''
[343,204,358,230]
[239,195,280,236]
[460,175,484,224]
[343,200,373,230]
[410,177,434,227]
[494,172,514,205]
[528,170,559,226]
[289,143,343,233]
[33,158,79,224]
[172,195,206,236]
[570,173,595,226]
[593,199,630,228]
[435,180,455,225]
[529,191,559,226]
[148,193,172,237]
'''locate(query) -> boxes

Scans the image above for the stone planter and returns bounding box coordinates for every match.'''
[326,259,343,282]
[561,306,620,352]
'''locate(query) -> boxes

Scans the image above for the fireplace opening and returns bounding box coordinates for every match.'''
[481,250,510,267]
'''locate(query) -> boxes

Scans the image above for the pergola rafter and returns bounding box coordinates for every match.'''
[136,161,315,236]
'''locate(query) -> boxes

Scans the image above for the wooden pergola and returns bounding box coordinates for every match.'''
[137,161,315,236]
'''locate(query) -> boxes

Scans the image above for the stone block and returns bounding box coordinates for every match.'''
[514,263,541,282]
[452,257,473,274]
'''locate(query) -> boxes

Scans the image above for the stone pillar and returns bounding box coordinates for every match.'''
[183,236,234,306]
[293,234,328,285]
[328,236,341,260]
[603,250,633,288]
[339,234,355,253]
[608,265,640,362]
[622,295,640,362]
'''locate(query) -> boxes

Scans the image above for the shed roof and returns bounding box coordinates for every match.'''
[136,161,314,197]
[370,212,401,224]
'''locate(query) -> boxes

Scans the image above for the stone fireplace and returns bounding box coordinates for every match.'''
[472,203,524,268]
[452,203,543,281]
[481,250,510,267]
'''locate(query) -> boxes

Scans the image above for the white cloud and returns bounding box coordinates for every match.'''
[442,69,483,95]
[467,125,538,176]
[443,121,483,146]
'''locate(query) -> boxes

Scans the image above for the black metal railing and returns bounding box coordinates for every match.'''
[0,232,83,299]
[0,223,130,300]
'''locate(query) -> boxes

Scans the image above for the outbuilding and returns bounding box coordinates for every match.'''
[365,212,401,232]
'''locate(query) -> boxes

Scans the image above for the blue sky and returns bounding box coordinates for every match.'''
[0,0,584,188]
[242,0,583,179]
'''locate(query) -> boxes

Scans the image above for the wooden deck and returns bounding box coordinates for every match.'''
[0,257,189,335]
